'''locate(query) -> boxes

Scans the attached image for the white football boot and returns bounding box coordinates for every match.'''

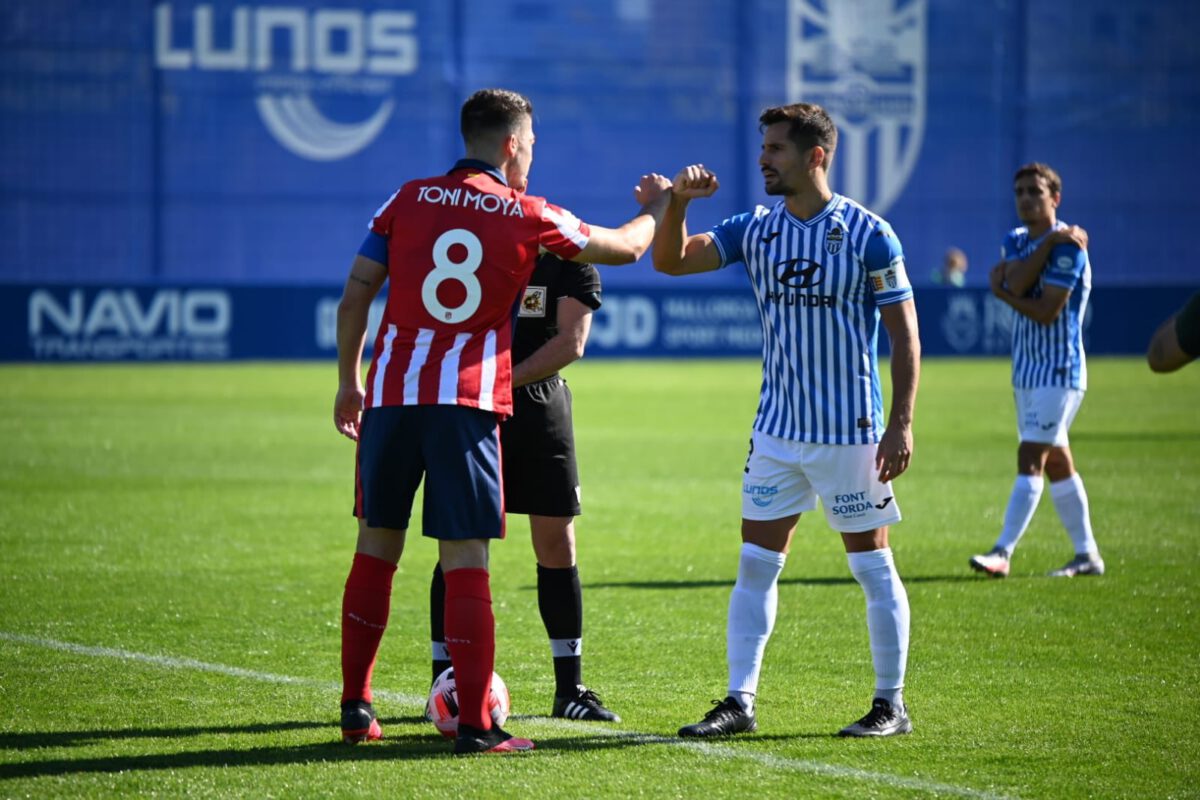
[1048,553,1105,577]
[968,548,1011,578]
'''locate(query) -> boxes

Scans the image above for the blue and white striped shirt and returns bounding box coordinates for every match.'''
[709,194,913,445]
[1002,222,1090,390]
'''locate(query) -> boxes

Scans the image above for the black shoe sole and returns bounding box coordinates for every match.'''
[968,559,1008,578]
[678,721,757,738]
[837,722,913,737]
[552,709,622,722]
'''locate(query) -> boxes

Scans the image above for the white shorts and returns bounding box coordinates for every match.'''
[1015,387,1084,446]
[741,430,902,532]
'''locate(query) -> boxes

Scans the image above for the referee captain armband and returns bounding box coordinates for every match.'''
[358,231,389,266]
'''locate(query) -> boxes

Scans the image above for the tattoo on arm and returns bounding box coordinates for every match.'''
[350,274,372,287]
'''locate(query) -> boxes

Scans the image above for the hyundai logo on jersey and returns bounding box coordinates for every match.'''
[777,259,824,288]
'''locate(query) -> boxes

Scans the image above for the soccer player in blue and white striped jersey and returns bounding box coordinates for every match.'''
[654,103,920,738]
[969,163,1104,579]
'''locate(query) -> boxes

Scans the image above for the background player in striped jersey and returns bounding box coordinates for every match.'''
[429,252,621,723]
[652,103,920,738]
[969,163,1104,579]
[333,88,671,754]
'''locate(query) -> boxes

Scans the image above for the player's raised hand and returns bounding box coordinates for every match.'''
[634,173,673,205]
[672,164,720,199]
[334,385,366,441]
[1052,224,1088,250]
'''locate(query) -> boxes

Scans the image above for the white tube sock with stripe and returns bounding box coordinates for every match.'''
[847,547,909,707]
[1050,473,1099,557]
[994,474,1044,556]
[726,542,787,714]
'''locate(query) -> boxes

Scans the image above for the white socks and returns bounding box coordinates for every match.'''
[1050,473,1099,557]
[995,474,1044,555]
[996,472,1100,559]
[725,543,910,712]
[847,548,909,706]
[726,542,787,713]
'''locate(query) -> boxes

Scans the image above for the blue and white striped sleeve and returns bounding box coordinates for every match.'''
[1043,244,1085,290]
[864,222,913,306]
[708,211,755,268]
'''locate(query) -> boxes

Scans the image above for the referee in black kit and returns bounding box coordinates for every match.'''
[430,252,621,722]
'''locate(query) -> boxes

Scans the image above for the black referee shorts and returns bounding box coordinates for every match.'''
[501,376,581,517]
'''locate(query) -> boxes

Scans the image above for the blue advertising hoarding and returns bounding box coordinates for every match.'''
[1,283,1188,362]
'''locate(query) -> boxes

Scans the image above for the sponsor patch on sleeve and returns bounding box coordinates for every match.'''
[1047,252,1081,281]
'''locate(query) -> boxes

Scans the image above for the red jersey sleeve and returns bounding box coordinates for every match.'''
[368,187,403,237]
[538,201,592,260]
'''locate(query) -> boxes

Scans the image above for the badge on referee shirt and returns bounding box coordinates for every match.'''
[520,286,548,317]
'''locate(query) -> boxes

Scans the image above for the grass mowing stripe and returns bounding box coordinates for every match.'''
[0,632,422,706]
[3,632,1015,800]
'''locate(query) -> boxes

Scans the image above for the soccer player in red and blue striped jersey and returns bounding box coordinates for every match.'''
[333,88,671,755]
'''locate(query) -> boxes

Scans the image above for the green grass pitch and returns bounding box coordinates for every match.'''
[0,357,1197,798]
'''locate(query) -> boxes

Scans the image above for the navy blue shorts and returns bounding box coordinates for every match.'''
[354,405,505,540]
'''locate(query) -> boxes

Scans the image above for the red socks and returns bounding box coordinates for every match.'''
[341,553,397,704]
[341,555,495,733]
[443,567,495,730]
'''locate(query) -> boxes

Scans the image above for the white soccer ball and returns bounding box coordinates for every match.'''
[426,667,510,738]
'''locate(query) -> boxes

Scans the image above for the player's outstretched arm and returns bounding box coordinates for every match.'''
[1147,291,1195,371]
[876,299,920,483]
[334,255,388,441]
[1146,314,1192,373]
[653,165,723,276]
[1147,293,1200,372]
[577,174,673,265]
[1005,225,1088,296]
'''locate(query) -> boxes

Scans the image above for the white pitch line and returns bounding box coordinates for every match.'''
[0,632,422,707]
[2,632,1017,799]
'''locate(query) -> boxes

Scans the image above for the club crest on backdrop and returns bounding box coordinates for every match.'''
[787,0,927,215]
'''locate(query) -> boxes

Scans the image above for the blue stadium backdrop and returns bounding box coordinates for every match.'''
[2,0,1197,361]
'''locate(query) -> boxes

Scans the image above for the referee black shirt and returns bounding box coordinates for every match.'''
[513,253,602,372]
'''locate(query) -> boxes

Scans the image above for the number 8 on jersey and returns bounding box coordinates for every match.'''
[424,229,484,323]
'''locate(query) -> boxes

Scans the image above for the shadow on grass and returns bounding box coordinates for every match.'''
[0,723,659,780]
[582,574,986,590]
[542,730,840,750]
[0,721,325,750]
[0,716,427,751]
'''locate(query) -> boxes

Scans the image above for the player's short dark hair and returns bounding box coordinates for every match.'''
[460,89,533,145]
[1014,162,1062,195]
[758,103,838,155]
